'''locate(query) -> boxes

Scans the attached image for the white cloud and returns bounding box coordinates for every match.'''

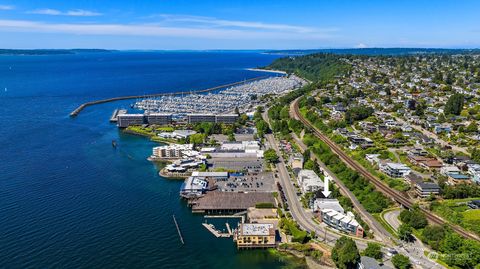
[28,8,101,16]
[0,19,336,41]
[0,5,14,10]
[155,14,321,34]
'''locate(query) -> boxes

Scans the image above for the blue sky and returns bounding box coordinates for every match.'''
[0,0,479,49]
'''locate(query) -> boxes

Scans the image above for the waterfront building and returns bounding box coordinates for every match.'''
[117,114,145,128]
[152,144,197,159]
[319,209,364,237]
[297,169,324,194]
[415,182,441,197]
[235,223,276,249]
[180,176,208,198]
[215,114,238,124]
[145,113,173,125]
[187,114,216,124]
[380,162,411,178]
[191,171,229,179]
[158,130,197,139]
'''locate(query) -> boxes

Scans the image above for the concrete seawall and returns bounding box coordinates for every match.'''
[69,76,269,117]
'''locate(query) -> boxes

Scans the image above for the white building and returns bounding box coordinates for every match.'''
[320,209,363,237]
[297,169,324,194]
[313,199,344,214]
[180,176,208,198]
[158,130,197,139]
[152,144,199,159]
[467,164,480,184]
[380,162,411,178]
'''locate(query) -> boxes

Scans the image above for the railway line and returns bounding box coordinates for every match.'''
[292,97,480,242]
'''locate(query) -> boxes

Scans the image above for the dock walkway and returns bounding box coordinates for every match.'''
[202,223,231,238]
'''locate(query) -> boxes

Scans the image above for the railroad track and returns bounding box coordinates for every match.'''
[292,98,480,242]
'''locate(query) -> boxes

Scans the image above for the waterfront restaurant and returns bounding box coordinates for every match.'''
[234,223,276,249]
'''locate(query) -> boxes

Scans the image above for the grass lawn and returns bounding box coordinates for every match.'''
[431,197,480,236]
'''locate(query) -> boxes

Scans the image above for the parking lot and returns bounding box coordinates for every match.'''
[215,172,276,192]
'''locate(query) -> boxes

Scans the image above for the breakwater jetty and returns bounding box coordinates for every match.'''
[69,76,269,117]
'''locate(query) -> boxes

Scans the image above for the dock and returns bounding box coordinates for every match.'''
[172,215,185,245]
[69,76,268,117]
[109,109,127,122]
[202,223,232,238]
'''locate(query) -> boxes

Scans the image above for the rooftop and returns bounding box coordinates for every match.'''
[240,223,275,236]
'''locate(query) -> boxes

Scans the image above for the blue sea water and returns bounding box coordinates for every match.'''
[0,51,307,269]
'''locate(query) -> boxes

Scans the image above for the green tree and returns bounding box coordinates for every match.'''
[444,93,464,115]
[398,224,413,242]
[331,236,360,269]
[392,254,411,269]
[465,122,478,133]
[399,208,428,229]
[363,243,383,260]
[188,133,205,145]
[264,149,279,164]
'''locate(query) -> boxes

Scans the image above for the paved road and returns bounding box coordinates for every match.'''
[262,110,379,249]
[290,132,394,245]
[288,101,394,245]
[383,209,402,231]
[382,208,445,269]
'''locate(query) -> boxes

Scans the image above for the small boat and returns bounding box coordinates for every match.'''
[112,140,117,148]
[4,87,7,92]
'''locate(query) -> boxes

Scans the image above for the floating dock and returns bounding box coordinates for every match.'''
[202,223,232,238]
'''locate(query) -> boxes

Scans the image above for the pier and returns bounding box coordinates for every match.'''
[172,215,185,245]
[202,223,232,238]
[69,76,269,117]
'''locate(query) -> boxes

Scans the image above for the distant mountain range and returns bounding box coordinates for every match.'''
[0,49,113,55]
[264,48,480,56]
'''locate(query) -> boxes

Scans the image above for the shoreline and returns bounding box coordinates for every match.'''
[246,68,287,75]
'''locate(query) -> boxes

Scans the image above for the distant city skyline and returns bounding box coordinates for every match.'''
[0,0,479,49]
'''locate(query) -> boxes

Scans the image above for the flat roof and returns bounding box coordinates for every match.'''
[191,171,228,177]
[240,223,274,236]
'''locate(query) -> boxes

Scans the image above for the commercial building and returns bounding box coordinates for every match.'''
[117,114,145,128]
[216,114,239,124]
[158,130,197,139]
[191,171,229,179]
[297,169,324,194]
[187,114,216,124]
[235,223,276,249]
[313,199,345,214]
[152,144,198,159]
[180,177,208,198]
[186,113,239,124]
[415,182,441,197]
[289,154,304,170]
[380,162,411,178]
[145,113,173,125]
[320,209,364,237]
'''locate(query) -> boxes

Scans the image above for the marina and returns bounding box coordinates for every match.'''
[69,75,269,117]
[134,75,306,115]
